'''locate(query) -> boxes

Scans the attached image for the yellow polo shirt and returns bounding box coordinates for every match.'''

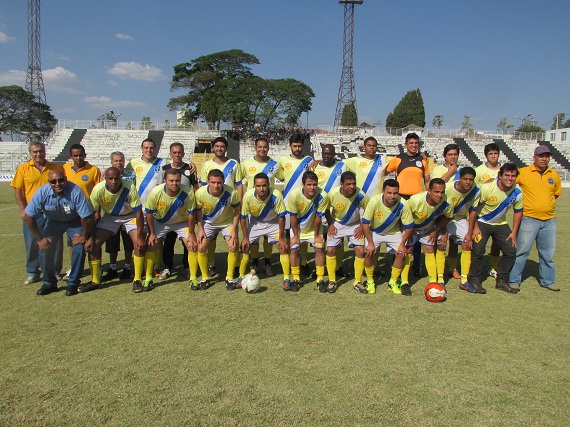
[516,165,561,220]
[11,159,64,203]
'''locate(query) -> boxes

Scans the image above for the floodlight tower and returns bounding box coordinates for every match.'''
[334,0,363,132]
[25,0,46,106]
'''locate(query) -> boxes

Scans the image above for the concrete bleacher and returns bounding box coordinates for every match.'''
[0,141,30,172]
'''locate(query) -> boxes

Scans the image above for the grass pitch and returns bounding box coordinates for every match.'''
[0,183,568,426]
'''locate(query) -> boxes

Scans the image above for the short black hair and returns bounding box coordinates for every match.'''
[405,132,420,142]
[164,168,182,178]
[340,171,356,183]
[443,143,459,156]
[253,172,269,185]
[484,143,500,156]
[383,178,399,189]
[302,170,318,184]
[69,143,85,155]
[289,134,303,144]
[499,162,519,177]
[141,138,156,148]
[429,178,446,190]
[212,137,228,147]
[460,167,476,178]
[207,169,225,180]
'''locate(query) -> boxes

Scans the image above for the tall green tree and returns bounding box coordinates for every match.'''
[0,85,57,139]
[516,123,545,133]
[497,117,513,133]
[432,114,443,129]
[140,116,153,130]
[341,102,358,127]
[460,115,474,135]
[551,113,570,129]
[385,88,426,131]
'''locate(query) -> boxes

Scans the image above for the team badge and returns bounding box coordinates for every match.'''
[285,163,292,171]
[317,171,325,179]
[81,174,88,182]
[417,211,427,219]
[184,227,189,234]
[157,201,166,209]
[335,203,345,211]
[489,196,498,205]
[250,205,259,214]
[129,218,137,224]
[548,178,554,185]
[102,197,111,205]
[297,203,305,211]
[203,202,212,210]
[415,161,423,168]
[375,211,383,219]
[452,197,458,206]
[135,166,143,174]
[249,166,256,174]
[184,170,191,177]
[482,173,490,182]
[359,162,367,169]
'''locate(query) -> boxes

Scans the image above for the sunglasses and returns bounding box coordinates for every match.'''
[49,178,66,184]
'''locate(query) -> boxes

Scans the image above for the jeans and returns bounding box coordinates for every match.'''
[23,216,45,276]
[509,217,557,287]
[468,222,516,285]
[40,218,85,287]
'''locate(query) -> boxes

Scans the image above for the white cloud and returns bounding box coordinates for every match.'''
[107,61,165,81]
[0,69,26,85]
[43,67,80,93]
[115,33,134,41]
[82,96,146,109]
[107,80,119,87]
[0,31,14,43]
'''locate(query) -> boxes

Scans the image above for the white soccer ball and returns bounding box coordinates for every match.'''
[241,273,260,293]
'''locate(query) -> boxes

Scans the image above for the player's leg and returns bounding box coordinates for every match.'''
[84,228,114,292]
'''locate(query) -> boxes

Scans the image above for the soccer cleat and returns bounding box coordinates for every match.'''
[120,268,132,280]
[459,282,479,293]
[283,279,292,291]
[226,279,236,291]
[472,282,487,294]
[208,265,216,277]
[159,268,171,280]
[142,279,153,292]
[388,281,401,294]
[79,281,101,293]
[488,268,498,279]
[154,268,161,278]
[353,282,368,294]
[65,285,79,296]
[290,280,301,292]
[199,280,209,291]
[132,280,143,293]
[264,263,274,277]
[317,280,327,293]
[495,278,517,294]
[190,278,200,291]
[234,278,242,289]
[62,269,71,281]
[102,268,118,281]
[327,281,338,293]
[366,280,376,294]
[24,275,41,285]
[401,284,412,296]
[36,283,57,296]
[448,269,461,280]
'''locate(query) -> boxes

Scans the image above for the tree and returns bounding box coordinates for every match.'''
[432,114,443,129]
[0,85,57,139]
[516,123,545,133]
[385,88,426,132]
[460,115,474,135]
[97,112,116,129]
[341,102,358,127]
[140,116,153,130]
[551,113,570,130]
[496,117,513,133]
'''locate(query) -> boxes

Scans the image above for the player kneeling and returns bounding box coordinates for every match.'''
[326,171,369,293]
[83,167,148,293]
[361,179,414,295]
[239,173,289,290]
[144,169,199,292]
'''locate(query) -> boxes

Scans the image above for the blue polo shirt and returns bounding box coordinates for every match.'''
[25,181,94,223]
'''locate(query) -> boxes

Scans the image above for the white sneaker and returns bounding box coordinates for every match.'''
[23,275,41,285]
[159,268,171,280]
[488,268,498,279]
[62,269,71,281]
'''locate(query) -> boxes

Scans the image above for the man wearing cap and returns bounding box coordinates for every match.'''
[508,145,562,292]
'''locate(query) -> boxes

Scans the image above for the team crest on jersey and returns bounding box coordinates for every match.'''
[489,196,498,205]
[335,203,345,211]
[154,165,161,172]
[175,200,185,208]
[250,205,259,214]
[452,197,458,206]
[415,161,423,168]
[81,174,89,182]
[375,211,383,219]
[359,162,367,169]
[317,171,325,179]
[508,195,518,204]
[267,166,276,174]
[548,178,554,185]
[135,166,143,174]
[227,167,234,174]
[297,203,306,211]
[203,202,212,210]
[482,173,490,181]
[285,163,292,171]
[417,211,427,219]
[221,199,228,207]
[335,168,343,176]
[249,166,256,174]
[102,197,111,204]
[157,201,166,209]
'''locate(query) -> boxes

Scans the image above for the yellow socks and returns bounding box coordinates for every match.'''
[292,266,301,281]
[188,251,198,280]
[316,265,325,282]
[425,252,437,282]
[227,251,238,280]
[280,254,290,280]
[354,257,365,283]
[326,255,337,282]
[365,265,375,282]
[239,252,250,277]
[133,255,144,281]
[198,252,209,279]
[144,251,155,281]
[436,250,446,283]
[401,254,411,284]
[90,259,101,284]
[391,266,403,283]
[461,250,471,284]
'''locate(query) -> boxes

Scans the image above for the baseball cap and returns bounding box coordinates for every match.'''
[534,145,551,156]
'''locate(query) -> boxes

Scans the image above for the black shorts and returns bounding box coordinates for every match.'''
[105,228,134,253]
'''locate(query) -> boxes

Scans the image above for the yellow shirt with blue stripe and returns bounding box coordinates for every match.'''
[474,163,501,186]
[362,195,414,235]
[144,184,195,225]
[240,157,280,189]
[276,155,313,202]
[287,187,329,239]
[476,180,523,226]
[200,158,243,189]
[240,188,286,222]
[315,161,347,193]
[344,154,387,198]
[126,157,166,204]
[431,164,461,181]
[90,180,142,216]
[195,184,240,227]
[327,185,369,226]
[445,181,481,222]
[408,191,454,234]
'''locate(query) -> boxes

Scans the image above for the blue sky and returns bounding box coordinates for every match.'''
[1,0,568,131]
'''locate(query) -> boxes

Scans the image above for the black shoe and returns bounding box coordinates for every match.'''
[79,281,101,293]
[119,268,132,280]
[290,280,301,292]
[65,285,79,296]
[495,278,517,294]
[132,280,143,293]
[401,284,412,296]
[36,283,57,296]
[472,283,487,294]
[226,279,236,291]
[300,264,310,276]
[102,268,118,281]
[317,280,327,293]
[142,280,153,292]
[327,281,338,293]
[199,280,209,291]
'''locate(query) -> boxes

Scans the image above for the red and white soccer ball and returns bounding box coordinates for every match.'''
[241,273,261,293]
[424,282,447,303]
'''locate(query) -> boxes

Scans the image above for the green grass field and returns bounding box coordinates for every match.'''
[0,182,568,426]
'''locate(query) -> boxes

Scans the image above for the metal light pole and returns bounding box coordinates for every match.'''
[514,114,532,126]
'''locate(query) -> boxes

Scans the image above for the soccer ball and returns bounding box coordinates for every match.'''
[424,282,447,303]
[241,273,261,293]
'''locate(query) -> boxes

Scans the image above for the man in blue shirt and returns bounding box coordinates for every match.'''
[24,170,94,296]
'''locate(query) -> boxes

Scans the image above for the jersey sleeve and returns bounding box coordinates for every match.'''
[230,189,240,207]
[400,201,414,228]
[274,191,287,217]
[316,192,329,216]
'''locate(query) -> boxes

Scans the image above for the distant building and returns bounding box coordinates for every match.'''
[546,127,569,143]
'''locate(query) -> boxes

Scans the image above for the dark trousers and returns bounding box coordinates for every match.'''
[163,231,188,270]
[468,222,516,285]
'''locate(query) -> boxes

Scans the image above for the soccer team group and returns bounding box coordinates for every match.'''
[12,131,561,297]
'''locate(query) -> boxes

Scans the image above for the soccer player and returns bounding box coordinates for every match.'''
[444,167,481,292]
[344,136,387,199]
[102,151,136,281]
[239,173,289,288]
[431,143,461,181]
[407,178,454,294]
[160,142,199,280]
[195,169,241,290]
[240,137,280,276]
[474,142,502,279]
[199,136,244,276]
[361,179,414,294]
[12,142,64,284]
[326,171,369,293]
[144,168,199,292]
[287,171,329,292]
[82,167,147,293]
[126,138,166,203]
[468,163,523,294]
